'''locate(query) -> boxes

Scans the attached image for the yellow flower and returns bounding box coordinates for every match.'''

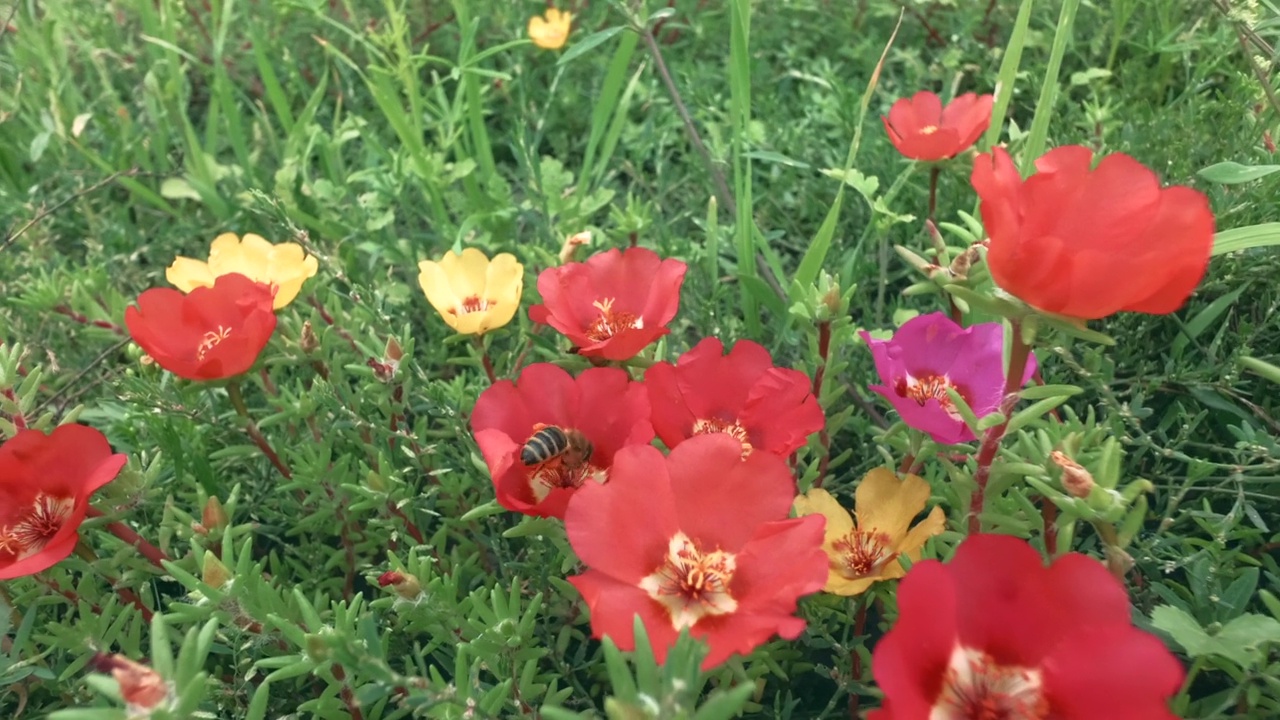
[166,233,318,310]
[793,468,947,596]
[417,248,523,335]
[528,8,572,50]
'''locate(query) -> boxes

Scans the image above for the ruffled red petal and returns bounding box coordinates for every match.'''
[564,444,677,582]
[568,570,680,664]
[1042,624,1185,719]
[872,560,957,718]
[666,435,796,552]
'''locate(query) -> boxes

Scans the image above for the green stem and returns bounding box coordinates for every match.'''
[1022,0,1080,168]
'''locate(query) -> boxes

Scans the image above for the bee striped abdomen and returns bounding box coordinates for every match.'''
[521,426,569,466]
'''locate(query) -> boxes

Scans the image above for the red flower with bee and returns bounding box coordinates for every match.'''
[0,425,127,580]
[470,363,654,518]
[529,247,687,361]
[125,273,277,381]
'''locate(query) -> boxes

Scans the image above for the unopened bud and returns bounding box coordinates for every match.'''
[299,321,319,353]
[201,550,232,590]
[1050,451,1095,498]
[378,570,423,601]
[202,496,228,531]
[384,336,404,364]
[559,231,593,265]
[948,245,982,280]
[91,653,171,713]
[139,354,155,367]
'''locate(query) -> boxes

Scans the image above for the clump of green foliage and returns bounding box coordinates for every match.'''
[2,0,1280,718]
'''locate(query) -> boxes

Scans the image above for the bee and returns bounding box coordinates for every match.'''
[521,424,593,470]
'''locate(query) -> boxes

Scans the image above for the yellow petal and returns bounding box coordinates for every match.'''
[477,253,523,334]
[793,488,855,540]
[449,248,491,298]
[165,256,216,292]
[824,574,877,597]
[206,233,257,279]
[896,505,948,562]
[418,259,463,326]
[265,242,320,308]
[854,469,932,543]
[528,8,571,50]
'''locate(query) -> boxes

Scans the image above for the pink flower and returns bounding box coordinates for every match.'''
[860,313,1036,445]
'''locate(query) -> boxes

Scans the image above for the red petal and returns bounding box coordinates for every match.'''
[568,569,681,664]
[942,93,994,150]
[565,444,677,583]
[579,326,670,361]
[572,367,653,465]
[0,524,82,580]
[950,536,1130,666]
[1119,186,1214,315]
[643,359,697,450]
[739,368,825,456]
[638,255,687,327]
[666,435,796,552]
[872,560,957,718]
[0,426,126,516]
[730,515,828,615]
[695,611,809,670]
[1042,624,1185,719]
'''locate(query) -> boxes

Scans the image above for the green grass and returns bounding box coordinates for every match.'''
[3,0,1280,717]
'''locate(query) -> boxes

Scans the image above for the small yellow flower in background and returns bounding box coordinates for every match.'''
[417,248,523,335]
[793,468,946,596]
[166,233,318,310]
[528,7,572,50]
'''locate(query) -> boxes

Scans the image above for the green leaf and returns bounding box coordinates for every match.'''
[745,150,811,169]
[1197,161,1280,185]
[159,177,203,201]
[1172,283,1249,356]
[1240,356,1280,385]
[1213,223,1280,256]
[1019,384,1083,400]
[1152,606,1280,669]
[558,27,627,66]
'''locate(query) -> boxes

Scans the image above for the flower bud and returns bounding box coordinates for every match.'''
[378,570,423,601]
[91,653,171,713]
[201,550,232,590]
[559,230,593,265]
[299,320,320,353]
[202,496,229,531]
[1050,451,1095,498]
[948,244,982,280]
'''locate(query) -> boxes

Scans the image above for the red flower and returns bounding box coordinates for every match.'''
[471,363,653,518]
[645,338,824,457]
[565,435,827,669]
[529,247,687,360]
[883,92,994,162]
[871,534,1184,720]
[0,425,127,579]
[972,146,1215,320]
[125,273,278,381]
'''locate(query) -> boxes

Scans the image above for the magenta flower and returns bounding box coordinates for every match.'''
[859,313,1037,445]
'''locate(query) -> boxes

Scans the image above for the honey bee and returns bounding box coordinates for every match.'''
[520,424,593,470]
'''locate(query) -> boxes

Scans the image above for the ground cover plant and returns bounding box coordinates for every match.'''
[3,0,1280,717]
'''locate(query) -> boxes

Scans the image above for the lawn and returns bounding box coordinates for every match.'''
[2,0,1280,718]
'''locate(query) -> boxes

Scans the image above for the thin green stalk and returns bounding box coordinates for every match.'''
[982,0,1035,151]
[1022,0,1081,168]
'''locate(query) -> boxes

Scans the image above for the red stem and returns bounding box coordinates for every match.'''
[812,321,833,487]
[386,502,427,545]
[848,600,869,717]
[966,321,1031,534]
[52,305,125,335]
[2,388,26,430]
[87,507,171,570]
[1041,499,1059,555]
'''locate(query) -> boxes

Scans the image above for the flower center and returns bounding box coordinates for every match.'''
[0,493,75,561]
[639,532,738,630]
[585,298,643,343]
[196,325,233,361]
[895,374,966,420]
[453,296,493,315]
[932,647,1048,720]
[691,418,754,458]
[829,528,897,580]
[527,462,605,502]
[920,124,940,135]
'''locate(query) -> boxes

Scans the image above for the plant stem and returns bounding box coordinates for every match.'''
[966,320,1031,534]
[812,321,833,487]
[87,507,171,571]
[227,379,293,480]
[637,24,785,300]
[473,336,498,384]
[926,164,940,225]
[848,597,870,717]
